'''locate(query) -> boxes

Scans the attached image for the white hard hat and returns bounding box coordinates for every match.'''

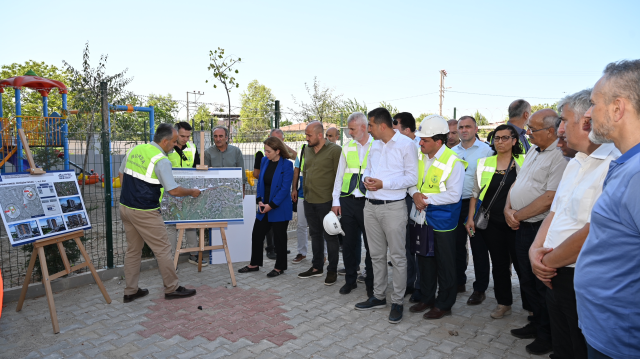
[415,115,449,138]
[323,212,345,236]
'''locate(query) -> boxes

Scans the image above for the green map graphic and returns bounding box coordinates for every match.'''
[160,176,243,222]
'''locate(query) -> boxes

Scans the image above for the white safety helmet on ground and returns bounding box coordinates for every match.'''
[414,115,450,138]
[323,212,345,236]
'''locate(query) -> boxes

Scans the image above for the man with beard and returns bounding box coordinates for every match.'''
[574,59,640,358]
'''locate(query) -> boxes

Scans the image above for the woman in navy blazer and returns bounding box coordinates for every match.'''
[238,137,294,277]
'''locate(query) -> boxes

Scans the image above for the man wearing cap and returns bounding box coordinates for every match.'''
[407,115,466,319]
[118,123,200,302]
[166,122,202,266]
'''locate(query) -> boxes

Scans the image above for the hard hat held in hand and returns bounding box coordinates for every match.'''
[415,115,449,138]
[323,212,345,236]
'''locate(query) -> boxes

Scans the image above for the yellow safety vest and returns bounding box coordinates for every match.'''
[340,139,372,196]
[476,154,525,201]
[167,142,196,168]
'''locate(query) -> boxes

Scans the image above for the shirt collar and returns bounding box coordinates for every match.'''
[508,122,526,135]
[589,143,618,160]
[389,129,402,142]
[151,141,167,155]
[454,138,481,151]
[427,145,447,160]
[614,141,640,164]
[535,139,560,152]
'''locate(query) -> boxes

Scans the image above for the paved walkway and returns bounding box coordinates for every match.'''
[0,243,545,358]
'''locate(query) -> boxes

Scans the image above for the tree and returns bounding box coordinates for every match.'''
[192,104,218,131]
[415,113,431,122]
[378,101,398,117]
[206,47,241,135]
[341,98,368,116]
[239,80,275,133]
[279,119,293,127]
[530,102,559,113]
[292,77,343,124]
[0,60,71,119]
[474,110,489,126]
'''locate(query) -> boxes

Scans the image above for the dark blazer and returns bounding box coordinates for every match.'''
[256,157,293,222]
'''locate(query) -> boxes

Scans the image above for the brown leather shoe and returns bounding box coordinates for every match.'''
[409,302,433,313]
[457,284,466,293]
[466,291,486,305]
[423,307,451,319]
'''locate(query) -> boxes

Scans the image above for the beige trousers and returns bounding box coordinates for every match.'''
[120,206,179,295]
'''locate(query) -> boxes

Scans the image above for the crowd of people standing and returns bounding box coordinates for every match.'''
[118,59,640,359]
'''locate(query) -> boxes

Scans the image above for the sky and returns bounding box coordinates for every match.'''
[2,0,640,123]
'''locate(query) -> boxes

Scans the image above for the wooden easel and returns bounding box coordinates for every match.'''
[16,230,112,333]
[13,129,111,333]
[171,128,237,286]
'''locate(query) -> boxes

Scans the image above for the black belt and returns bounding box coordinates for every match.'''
[347,195,366,200]
[367,198,403,205]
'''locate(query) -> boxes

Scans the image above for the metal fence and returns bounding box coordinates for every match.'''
[1,124,344,290]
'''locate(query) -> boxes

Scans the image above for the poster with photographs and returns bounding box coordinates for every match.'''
[0,170,91,246]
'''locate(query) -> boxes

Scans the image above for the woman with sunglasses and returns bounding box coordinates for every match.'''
[238,136,294,277]
[466,124,526,319]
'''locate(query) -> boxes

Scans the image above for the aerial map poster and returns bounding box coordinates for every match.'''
[161,167,244,224]
[0,170,92,247]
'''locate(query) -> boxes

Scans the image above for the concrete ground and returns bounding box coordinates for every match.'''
[0,241,546,359]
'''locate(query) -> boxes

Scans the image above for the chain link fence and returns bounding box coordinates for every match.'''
[1,121,340,290]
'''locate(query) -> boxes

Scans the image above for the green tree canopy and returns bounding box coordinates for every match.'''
[239,80,275,133]
[474,110,489,126]
[291,77,343,124]
[530,102,559,113]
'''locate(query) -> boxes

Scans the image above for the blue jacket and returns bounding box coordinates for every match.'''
[256,157,293,222]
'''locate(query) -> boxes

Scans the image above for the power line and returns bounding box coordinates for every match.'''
[366,92,439,105]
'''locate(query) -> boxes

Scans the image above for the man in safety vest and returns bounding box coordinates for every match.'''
[407,115,467,319]
[331,112,374,297]
[118,123,201,302]
[166,122,203,265]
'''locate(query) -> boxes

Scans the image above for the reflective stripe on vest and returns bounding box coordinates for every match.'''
[340,139,372,195]
[417,146,468,194]
[124,145,166,185]
[476,154,525,201]
[168,142,196,168]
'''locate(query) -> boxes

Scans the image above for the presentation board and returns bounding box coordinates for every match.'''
[0,170,92,247]
[161,167,244,224]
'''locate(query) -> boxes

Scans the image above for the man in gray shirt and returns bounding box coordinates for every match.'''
[204,126,246,194]
[507,99,532,152]
[504,109,569,355]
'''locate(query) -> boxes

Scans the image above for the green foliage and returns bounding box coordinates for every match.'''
[341,98,368,116]
[473,110,489,126]
[207,47,241,133]
[239,80,275,132]
[530,102,559,113]
[32,146,64,170]
[191,104,218,131]
[378,101,398,117]
[0,60,71,118]
[415,113,432,122]
[111,93,179,141]
[292,77,343,124]
[279,119,293,127]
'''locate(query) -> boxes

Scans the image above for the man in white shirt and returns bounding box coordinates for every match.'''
[392,112,421,302]
[331,113,374,296]
[407,115,466,319]
[354,108,418,325]
[451,116,495,305]
[528,89,620,359]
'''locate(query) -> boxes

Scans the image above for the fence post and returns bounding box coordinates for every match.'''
[274,100,280,128]
[340,113,344,146]
[453,107,457,120]
[100,81,114,269]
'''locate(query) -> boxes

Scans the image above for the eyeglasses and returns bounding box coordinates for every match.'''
[526,125,552,133]
[494,136,515,142]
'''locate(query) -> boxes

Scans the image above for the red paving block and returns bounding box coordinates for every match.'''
[136,285,296,346]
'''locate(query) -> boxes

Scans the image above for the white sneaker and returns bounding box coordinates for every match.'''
[490,304,512,319]
[188,255,208,267]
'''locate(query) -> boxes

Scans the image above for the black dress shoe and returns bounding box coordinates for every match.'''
[123,288,148,303]
[238,265,259,273]
[526,338,553,355]
[511,322,537,339]
[165,286,196,300]
[267,269,283,277]
[466,291,486,305]
[339,282,357,294]
[267,251,277,260]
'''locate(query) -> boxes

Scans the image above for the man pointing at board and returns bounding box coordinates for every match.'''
[118,123,201,302]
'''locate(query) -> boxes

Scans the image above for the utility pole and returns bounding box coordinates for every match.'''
[274,100,281,128]
[186,91,205,129]
[439,70,447,116]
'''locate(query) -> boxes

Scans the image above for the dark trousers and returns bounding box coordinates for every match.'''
[405,194,420,290]
[250,215,289,271]
[455,199,490,292]
[547,267,587,359]
[264,229,275,252]
[479,219,523,306]
[515,220,551,342]
[304,200,340,272]
[340,196,373,288]
[587,343,613,359]
[418,229,457,311]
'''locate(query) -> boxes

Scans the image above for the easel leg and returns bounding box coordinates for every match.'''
[220,228,237,287]
[198,228,204,272]
[38,246,60,334]
[74,238,111,304]
[174,228,185,270]
[16,246,38,312]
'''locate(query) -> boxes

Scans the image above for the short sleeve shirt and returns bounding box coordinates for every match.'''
[118,142,179,191]
[509,139,568,222]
